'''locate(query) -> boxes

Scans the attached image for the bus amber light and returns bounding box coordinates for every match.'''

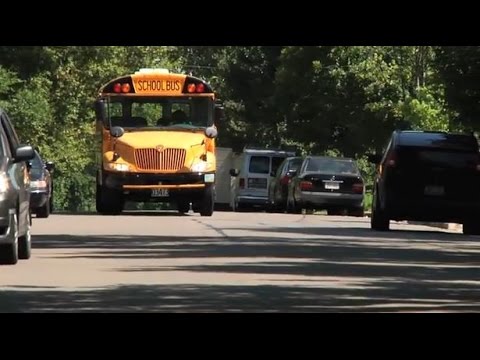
[187,83,196,93]
[121,83,131,93]
[113,83,122,93]
[196,83,205,93]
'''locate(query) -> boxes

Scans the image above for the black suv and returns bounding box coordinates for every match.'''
[368,130,480,234]
[0,109,35,265]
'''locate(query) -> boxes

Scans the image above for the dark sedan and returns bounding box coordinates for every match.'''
[286,156,365,216]
[29,150,54,218]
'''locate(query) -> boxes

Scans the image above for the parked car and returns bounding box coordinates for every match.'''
[0,108,35,265]
[267,156,303,211]
[368,130,480,234]
[286,156,365,216]
[229,147,296,211]
[29,150,54,218]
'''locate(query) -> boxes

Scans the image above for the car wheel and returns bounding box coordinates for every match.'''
[0,213,19,265]
[292,198,302,214]
[177,201,190,214]
[371,191,389,231]
[18,211,32,260]
[49,193,54,213]
[462,221,480,235]
[36,201,50,218]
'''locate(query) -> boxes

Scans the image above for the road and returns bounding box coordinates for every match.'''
[1,211,479,312]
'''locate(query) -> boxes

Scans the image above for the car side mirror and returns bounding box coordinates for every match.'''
[229,168,239,177]
[14,145,35,163]
[289,169,297,177]
[45,161,55,172]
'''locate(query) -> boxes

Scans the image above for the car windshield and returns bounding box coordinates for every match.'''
[306,157,359,175]
[30,152,44,169]
[29,152,45,179]
[398,132,479,152]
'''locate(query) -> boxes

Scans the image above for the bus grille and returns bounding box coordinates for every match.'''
[134,148,186,171]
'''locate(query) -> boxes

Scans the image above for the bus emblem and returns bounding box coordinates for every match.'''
[156,145,164,152]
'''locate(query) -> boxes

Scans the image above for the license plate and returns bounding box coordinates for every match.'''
[424,185,444,196]
[152,189,169,197]
[325,182,340,190]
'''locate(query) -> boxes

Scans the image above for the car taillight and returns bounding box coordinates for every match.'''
[300,181,313,191]
[280,175,290,186]
[472,154,480,171]
[385,151,397,167]
[352,183,364,194]
[239,178,245,189]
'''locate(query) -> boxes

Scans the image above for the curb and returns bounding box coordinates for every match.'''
[407,221,462,231]
[365,212,462,231]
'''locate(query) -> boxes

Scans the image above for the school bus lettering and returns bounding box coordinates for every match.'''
[137,80,181,92]
[133,76,184,95]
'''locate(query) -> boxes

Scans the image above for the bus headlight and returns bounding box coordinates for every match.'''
[191,161,208,172]
[106,163,130,172]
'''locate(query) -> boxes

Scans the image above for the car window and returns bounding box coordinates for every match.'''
[249,156,270,174]
[275,160,286,177]
[271,156,286,176]
[288,158,303,171]
[0,128,8,158]
[398,132,478,152]
[306,158,359,175]
[1,113,20,154]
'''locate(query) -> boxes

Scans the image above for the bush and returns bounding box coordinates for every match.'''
[364,191,373,213]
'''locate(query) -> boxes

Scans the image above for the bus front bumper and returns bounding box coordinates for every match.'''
[102,171,215,191]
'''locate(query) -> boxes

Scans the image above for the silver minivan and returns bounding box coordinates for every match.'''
[229,148,296,211]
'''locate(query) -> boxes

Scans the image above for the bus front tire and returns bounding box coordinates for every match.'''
[199,187,214,217]
[96,185,124,215]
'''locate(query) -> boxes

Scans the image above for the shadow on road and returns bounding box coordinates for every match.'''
[2,226,480,312]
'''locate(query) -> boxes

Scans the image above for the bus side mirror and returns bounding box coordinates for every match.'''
[111,126,125,138]
[229,168,239,177]
[214,102,225,125]
[205,126,218,139]
[94,99,107,124]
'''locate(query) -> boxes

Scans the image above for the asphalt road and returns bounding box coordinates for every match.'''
[1,211,479,312]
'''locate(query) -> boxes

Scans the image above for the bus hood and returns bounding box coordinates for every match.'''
[116,130,206,149]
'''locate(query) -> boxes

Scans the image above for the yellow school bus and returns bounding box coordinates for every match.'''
[94,68,224,216]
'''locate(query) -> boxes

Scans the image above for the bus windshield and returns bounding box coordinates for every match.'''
[107,96,213,130]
